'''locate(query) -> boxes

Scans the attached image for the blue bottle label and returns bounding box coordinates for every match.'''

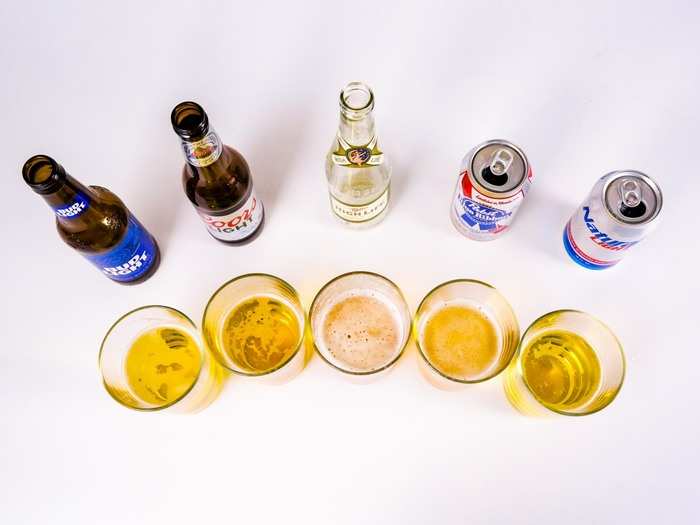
[85,215,158,282]
[53,192,90,219]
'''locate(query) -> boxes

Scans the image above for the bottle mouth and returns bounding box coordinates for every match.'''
[22,155,65,194]
[171,101,210,140]
[340,82,374,118]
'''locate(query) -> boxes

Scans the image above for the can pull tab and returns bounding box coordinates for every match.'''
[619,178,647,218]
[620,179,641,207]
[490,149,514,176]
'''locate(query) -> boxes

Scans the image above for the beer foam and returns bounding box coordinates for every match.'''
[317,289,405,373]
[418,299,503,379]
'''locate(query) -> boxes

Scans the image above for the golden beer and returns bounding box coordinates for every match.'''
[414,280,519,386]
[422,304,499,380]
[202,274,307,381]
[221,296,301,374]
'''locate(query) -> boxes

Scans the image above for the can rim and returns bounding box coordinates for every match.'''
[600,170,663,227]
[465,139,530,198]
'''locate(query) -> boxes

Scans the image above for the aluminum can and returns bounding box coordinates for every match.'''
[451,139,533,240]
[563,170,663,269]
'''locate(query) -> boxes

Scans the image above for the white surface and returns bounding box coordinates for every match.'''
[1,1,698,523]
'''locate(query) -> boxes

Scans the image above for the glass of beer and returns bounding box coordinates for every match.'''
[503,310,625,416]
[309,271,411,378]
[99,305,225,413]
[414,279,520,388]
[202,274,307,383]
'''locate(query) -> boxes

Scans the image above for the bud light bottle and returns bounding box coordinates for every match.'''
[22,155,160,284]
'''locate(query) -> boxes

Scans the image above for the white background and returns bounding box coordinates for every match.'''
[1,1,698,523]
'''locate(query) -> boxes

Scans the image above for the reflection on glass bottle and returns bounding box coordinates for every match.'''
[325,82,391,227]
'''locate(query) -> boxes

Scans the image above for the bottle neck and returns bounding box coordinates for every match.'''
[180,127,224,167]
[338,111,376,147]
[41,175,101,230]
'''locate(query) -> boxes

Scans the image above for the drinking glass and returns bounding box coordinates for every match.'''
[202,273,306,383]
[309,271,411,379]
[99,305,224,413]
[503,310,625,416]
[414,279,520,389]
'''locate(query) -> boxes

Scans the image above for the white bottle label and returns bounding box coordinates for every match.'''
[197,189,263,241]
[330,187,389,223]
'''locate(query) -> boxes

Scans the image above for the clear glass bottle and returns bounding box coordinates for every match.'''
[325,82,391,227]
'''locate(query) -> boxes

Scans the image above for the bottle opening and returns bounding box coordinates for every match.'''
[340,82,374,116]
[171,101,209,140]
[22,155,64,194]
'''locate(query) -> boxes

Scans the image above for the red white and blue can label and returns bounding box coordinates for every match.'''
[563,180,640,270]
[453,168,533,238]
[562,172,663,270]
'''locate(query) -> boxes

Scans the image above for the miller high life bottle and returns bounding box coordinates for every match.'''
[325,82,392,227]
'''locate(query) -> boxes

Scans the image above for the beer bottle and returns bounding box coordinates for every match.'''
[22,155,160,284]
[171,101,264,244]
[325,82,391,227]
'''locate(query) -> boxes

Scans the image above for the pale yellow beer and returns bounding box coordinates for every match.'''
[100,306,224,413]
[504,310,624,416]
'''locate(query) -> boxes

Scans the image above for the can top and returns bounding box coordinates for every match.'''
[470,140,528,195]
[603,171,662,225]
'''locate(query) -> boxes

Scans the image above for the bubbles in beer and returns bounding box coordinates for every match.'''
[421,303,499,381]
[321,292,402,372]
[222,296,301,373]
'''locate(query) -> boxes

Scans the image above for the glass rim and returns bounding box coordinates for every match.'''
[309,270,412,376]
[201,272,306,377]
[514,308,627,417]
[413,278,519,384]
[98,304,204,412]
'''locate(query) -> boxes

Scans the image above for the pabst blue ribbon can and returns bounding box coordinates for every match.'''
[451,140,533,240]
[563,170,663,270]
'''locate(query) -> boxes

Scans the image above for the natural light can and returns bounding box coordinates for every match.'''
[563,170,663,270]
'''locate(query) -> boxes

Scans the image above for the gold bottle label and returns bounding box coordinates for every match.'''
[330,187,389,223]
[182,130,223,168]
[331,135,384,167]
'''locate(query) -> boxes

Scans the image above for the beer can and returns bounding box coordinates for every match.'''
[450,139,533,240]
[563,170,663,270]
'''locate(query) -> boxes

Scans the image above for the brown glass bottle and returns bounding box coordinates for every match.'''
[171,101,264,244]
[22,155,160,284]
